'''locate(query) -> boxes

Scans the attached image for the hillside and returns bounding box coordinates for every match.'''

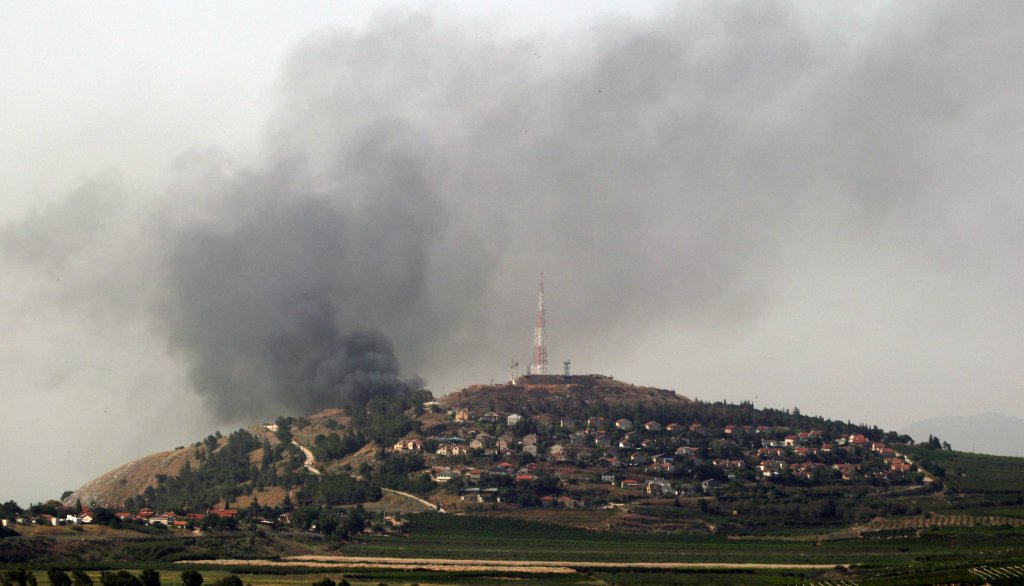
[52,374,1024,545]
[67,376,689,508]
[62,424,290,509]
[64,446,201,509]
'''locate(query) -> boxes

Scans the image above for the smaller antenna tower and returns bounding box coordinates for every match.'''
[510,360,519,384]
[563,359,571,376]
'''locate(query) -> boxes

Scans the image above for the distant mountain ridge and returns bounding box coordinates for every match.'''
[899,412,1024,457]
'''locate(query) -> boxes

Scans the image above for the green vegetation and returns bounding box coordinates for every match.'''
[367,453,433,495]
[313,433,365,461]
[127,430,265,512]
[347,395,425,445]
[906,446,1024,493]
[301,474,379,507]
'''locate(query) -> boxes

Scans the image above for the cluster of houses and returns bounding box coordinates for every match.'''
[2,507,243,530]
[2,513,82,528]
[2,506,105,528]
[388,408,923,508]
[115,507,242,528]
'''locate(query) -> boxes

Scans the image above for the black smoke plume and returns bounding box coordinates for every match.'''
[159,163,434,417]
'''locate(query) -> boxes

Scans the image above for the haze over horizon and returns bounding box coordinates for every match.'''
[3,1,1023,506]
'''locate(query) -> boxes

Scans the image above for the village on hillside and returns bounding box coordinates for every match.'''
[14,376,936,535]
[398,400,927,511]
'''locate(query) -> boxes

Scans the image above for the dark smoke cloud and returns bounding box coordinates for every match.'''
[159,153,434,416]
[3,1,1023,428]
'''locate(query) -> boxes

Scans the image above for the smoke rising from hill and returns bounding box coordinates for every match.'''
[162,198,426,415]
[3,2,1024,428]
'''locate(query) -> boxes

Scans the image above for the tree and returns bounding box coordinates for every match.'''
[98,571,140,586]
[92,507,117,525]
[310,579,336,586]
[180,571,203,586]
[71,571,93,586]
[47,571,72,586]
[0,569,35,586]
[139,570,160,586]
[0,500,22,517]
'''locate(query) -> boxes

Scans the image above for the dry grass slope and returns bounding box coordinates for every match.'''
[62,445,201,508]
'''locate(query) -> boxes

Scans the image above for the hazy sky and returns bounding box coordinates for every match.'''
[2,1,1022,506]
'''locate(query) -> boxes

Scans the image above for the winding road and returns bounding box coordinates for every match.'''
[268,424,440,512]
[292,441,321,476]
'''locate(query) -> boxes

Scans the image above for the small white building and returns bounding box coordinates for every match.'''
[434,469,459,483]
[66,513,93,525]
[507,413,524,425]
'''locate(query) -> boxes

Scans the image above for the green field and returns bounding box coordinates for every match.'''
[345,513,1024,565]
[905,447,1024,493]
[7,517,1024,585]
[7,448,1024,584]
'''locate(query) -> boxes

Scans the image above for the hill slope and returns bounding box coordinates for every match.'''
[66,374,1017,532]
[66,376,682,508]
[64,446,201,509]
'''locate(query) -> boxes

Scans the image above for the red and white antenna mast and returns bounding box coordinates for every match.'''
[529,274,548,375]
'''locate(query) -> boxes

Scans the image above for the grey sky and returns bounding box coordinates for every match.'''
[2,1,1022,506]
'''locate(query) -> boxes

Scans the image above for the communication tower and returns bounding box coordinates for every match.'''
[529,274,548,375]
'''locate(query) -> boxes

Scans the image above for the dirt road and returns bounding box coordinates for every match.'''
[187,555,845,573]
[380,487,438,511]
[291,441,321,476]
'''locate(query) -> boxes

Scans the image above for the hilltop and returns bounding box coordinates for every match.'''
[439,374,689,414]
